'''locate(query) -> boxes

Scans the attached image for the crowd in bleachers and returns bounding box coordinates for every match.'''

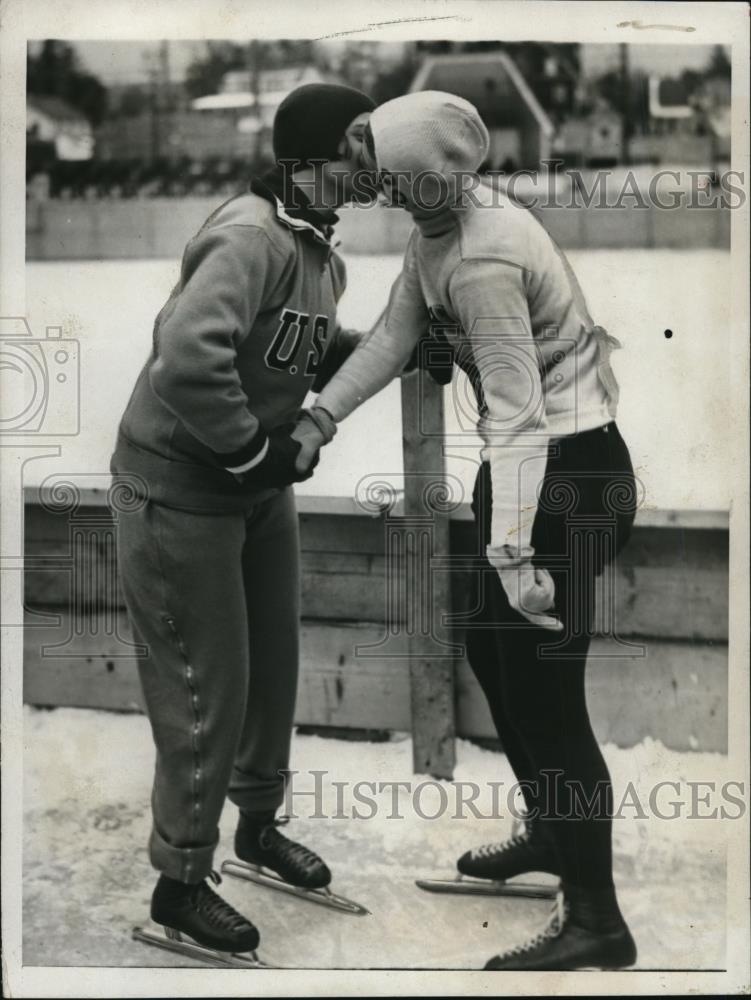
[26,154,272,200]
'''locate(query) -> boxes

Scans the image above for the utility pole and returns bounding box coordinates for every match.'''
[247,40,263,161]
[248,40,262,118]
[147,61,160,163]
[158,40,171,110]
[142,46,165,164]
[619,43,631,166]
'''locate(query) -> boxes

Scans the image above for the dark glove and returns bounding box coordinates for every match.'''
[232,425,318,489]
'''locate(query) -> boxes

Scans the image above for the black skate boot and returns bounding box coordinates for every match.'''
[484,883,637,971]
[234,812,331,889]
[415,817,560,899]
[221,812,369,916]
[457,817,559,882]
[133,870,263,966]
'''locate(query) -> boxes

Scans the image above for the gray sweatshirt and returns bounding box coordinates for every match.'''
[112,177,359,512]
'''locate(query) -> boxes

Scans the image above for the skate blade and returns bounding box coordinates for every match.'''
[415,876,558,900]
[132,924,274,968]
[221,859,370,916]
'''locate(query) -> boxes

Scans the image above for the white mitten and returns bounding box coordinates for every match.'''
[488,546,562,631]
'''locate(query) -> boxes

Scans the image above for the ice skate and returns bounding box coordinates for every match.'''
[221,812,370,917]
[132,870,271,968]
[416,816,559,900]
[483,885,637,971]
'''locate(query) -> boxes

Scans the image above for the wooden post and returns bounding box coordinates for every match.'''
[400,368,456,779]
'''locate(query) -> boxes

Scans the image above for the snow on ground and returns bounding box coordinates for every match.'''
[21,706,729,969]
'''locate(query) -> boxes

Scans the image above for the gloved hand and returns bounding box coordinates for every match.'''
[230,425,316,489]
[488,546,562,631]
[291,406,337,476]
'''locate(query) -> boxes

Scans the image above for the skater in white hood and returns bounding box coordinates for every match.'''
[298,91,640,971]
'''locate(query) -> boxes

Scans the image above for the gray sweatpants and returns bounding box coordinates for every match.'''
[116,487,300,883]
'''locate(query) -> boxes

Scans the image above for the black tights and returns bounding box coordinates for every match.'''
[465,423,637,890]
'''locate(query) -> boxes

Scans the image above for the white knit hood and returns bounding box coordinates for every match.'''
[368,91,490,180]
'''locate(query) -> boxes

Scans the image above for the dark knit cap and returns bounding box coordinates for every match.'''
[273,83,376,168]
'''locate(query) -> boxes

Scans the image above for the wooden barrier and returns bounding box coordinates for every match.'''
[25,197,730,260]
[399,369,456,778]
[23,486,729,757]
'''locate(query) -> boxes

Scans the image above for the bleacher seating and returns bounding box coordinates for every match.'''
[26,154,269,200]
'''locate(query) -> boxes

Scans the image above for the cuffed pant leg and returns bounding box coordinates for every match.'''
[117,499,250,882]
[228,487,301,814]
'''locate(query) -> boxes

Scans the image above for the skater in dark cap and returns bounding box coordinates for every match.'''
[112,82,375,966]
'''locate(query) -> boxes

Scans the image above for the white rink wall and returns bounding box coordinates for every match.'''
[22,248,731,514]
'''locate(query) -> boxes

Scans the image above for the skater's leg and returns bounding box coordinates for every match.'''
[228,486,301,815]
[224,488,332,891]
[496,615,614,886]
[456,464,559,883]
[498,423,637,889]
[484,424,639,969]
[465,462,545,818]
[117,499,251,883]
[465,602,546,821]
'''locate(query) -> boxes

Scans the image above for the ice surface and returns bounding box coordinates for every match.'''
[21,705,729,969]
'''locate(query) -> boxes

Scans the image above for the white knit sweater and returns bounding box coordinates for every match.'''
[317,94,621,560]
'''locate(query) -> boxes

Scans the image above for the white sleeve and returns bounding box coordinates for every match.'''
[449,258,550,559]
[315,237,429,421]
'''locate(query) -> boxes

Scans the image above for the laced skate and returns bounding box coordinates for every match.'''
[132,870,275,968]
[222,814,369,916]
[416,817,559,900]
[484,888,638,971]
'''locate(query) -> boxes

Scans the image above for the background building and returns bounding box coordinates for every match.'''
[26,38,731,198]
[27,95,94,160]
[409,51,555,171]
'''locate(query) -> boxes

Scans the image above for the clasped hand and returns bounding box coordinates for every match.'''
[290,415,327,476]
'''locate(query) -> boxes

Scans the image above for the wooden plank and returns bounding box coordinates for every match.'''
[301,572,390,623]
[301,551,378,575]
[23,611,727,753]
[25,560,728,638]
[298,512,388,555]
[24,513,729,639]
[25,563,393,625]
[445,563,728,642]
[455,637,728,754]
[294,623,411,731]
[447,521,729,642]
[400,369,456,779]
[26,489,727,530]
[609,564,727,641]
[449,519,729,571]
[23,502,391,558]
[26,199,730,261]
[616,526,728,571]
[22,611,412,728]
